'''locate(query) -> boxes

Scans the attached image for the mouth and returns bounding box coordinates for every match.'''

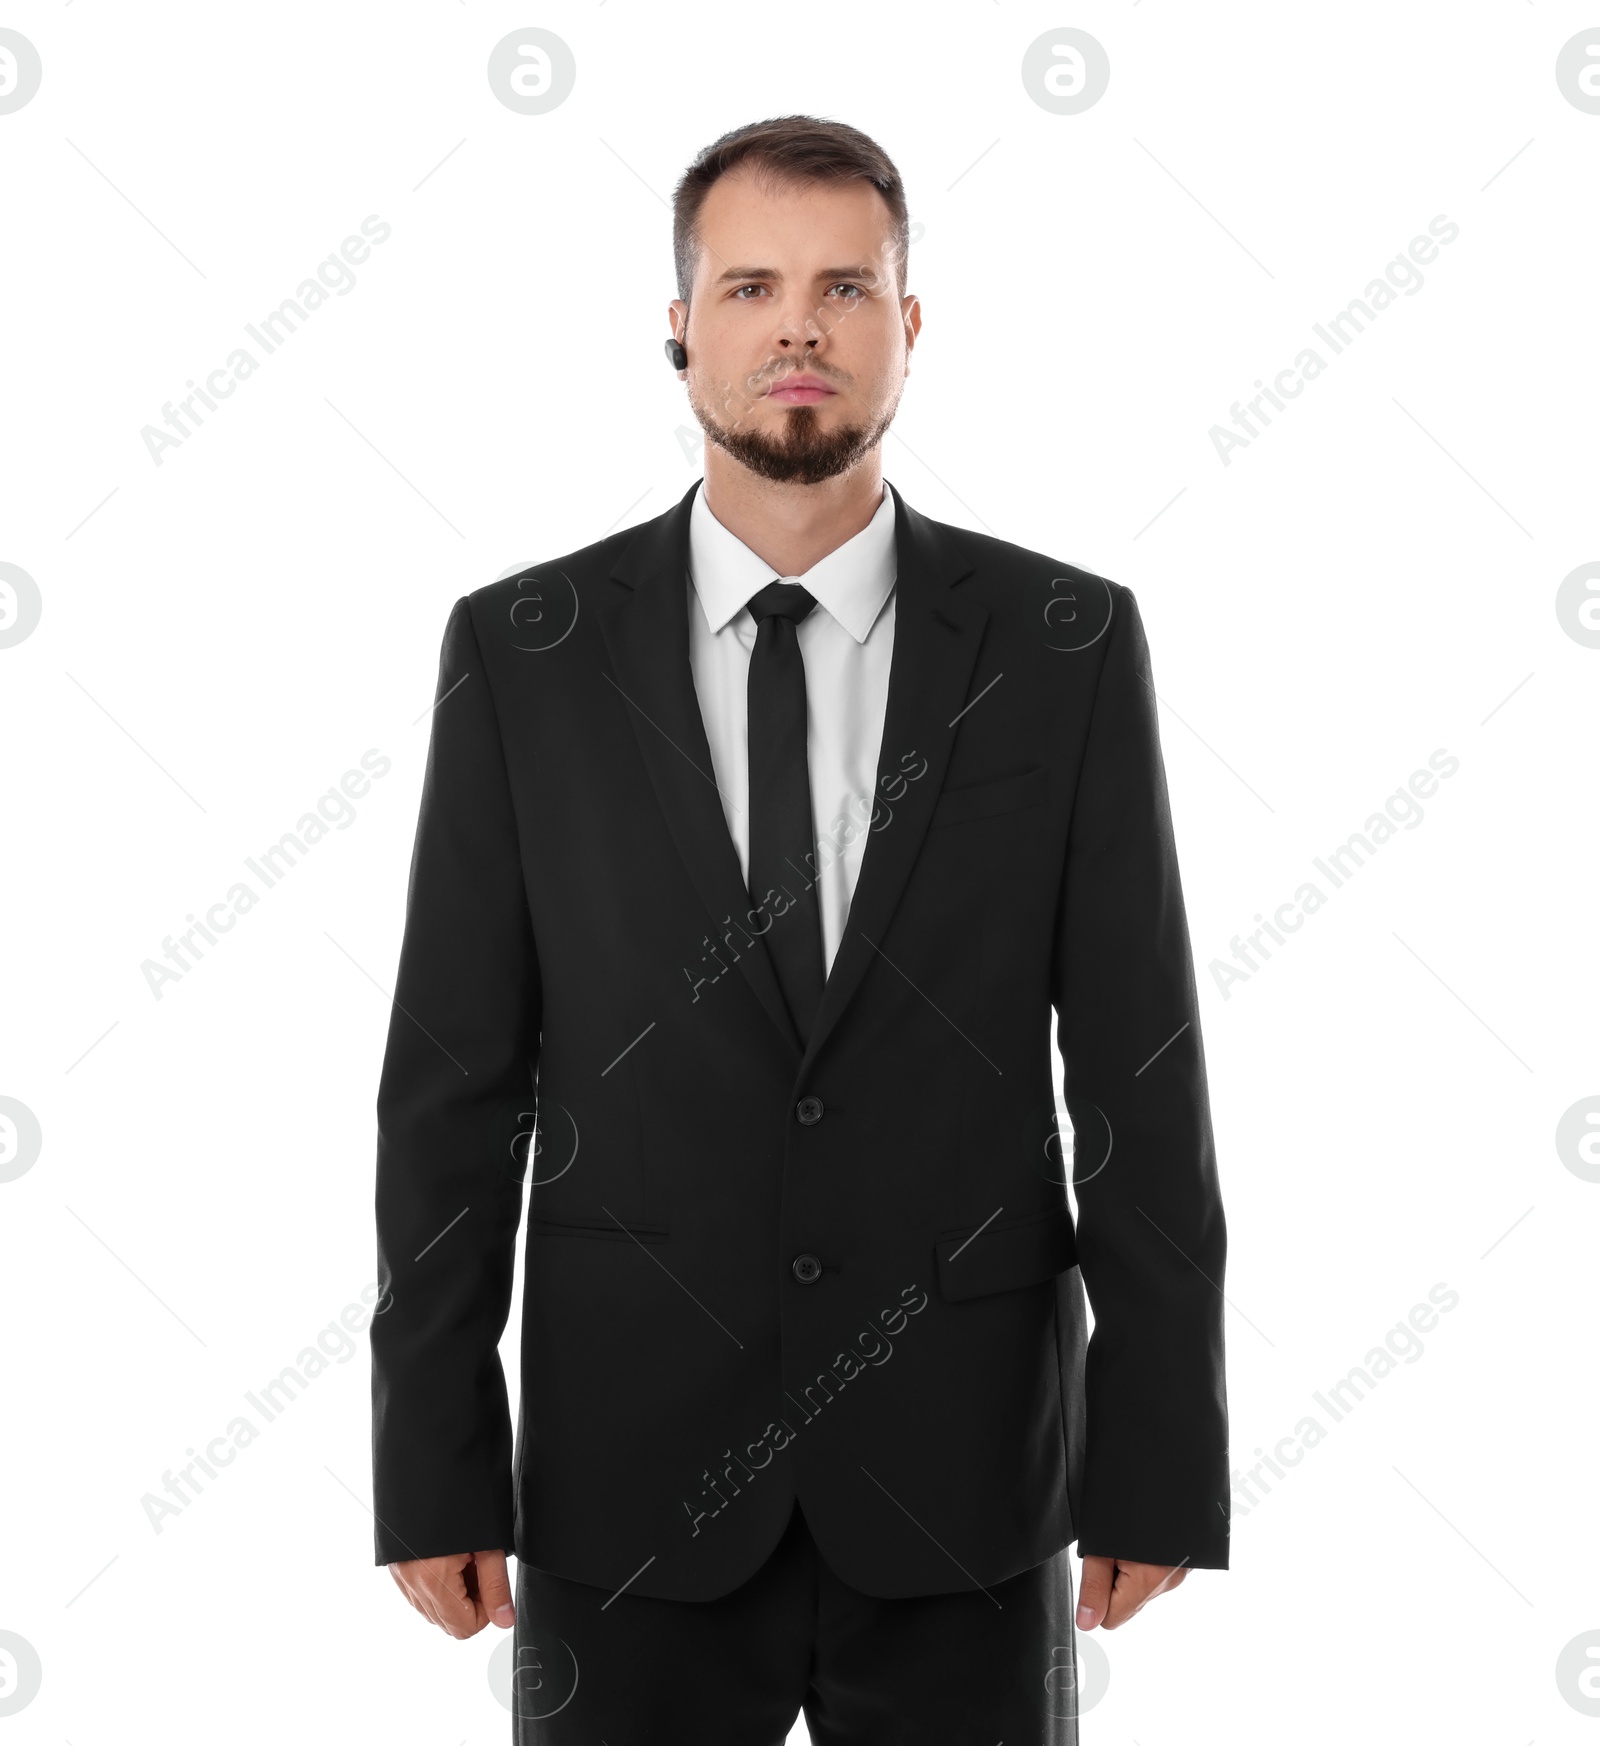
[764,376,837,405]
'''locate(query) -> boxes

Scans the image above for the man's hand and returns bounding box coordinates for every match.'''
[1076,1555,1187,1630]
[389,1549,516,1638]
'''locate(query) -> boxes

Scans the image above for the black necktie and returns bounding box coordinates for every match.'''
[746,580,826,1044]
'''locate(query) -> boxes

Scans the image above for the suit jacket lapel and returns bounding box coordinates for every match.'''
[798,481,985,1079]
[601,476,987,1077]
[602,480,804,1058]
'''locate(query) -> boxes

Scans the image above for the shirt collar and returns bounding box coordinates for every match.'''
[687,478,898,644]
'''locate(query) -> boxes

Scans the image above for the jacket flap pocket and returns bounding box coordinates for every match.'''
[532,1213,669,1244]
[929,765,1048,830]
[935,1203,1077,1301]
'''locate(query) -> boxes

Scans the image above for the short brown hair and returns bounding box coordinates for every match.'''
[671,115,909,306]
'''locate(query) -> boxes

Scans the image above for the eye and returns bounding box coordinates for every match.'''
[732,283,768,299]
[829,283,867,301]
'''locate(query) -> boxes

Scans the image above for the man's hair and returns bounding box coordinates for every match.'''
[671,115,909,307]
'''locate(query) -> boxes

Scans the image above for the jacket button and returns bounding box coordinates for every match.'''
[796,1096,824,1125]
[792,1253,823,1285]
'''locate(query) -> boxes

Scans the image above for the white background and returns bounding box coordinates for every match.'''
[2,1,1597,1740]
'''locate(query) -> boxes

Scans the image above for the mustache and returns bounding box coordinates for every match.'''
[754,363,844,390]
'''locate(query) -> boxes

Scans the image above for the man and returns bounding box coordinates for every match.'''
[372,115,1228,1741]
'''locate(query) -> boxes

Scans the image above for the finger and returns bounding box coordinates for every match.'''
[1106,1562,1186,1629]
[475,1549,516,1629]
[428,1556,481,1638]
[399,1555,478,1638]
[1123,1561,1186,1610]
[390,1559,440,1623]
[1076,1554,1114,1630]
[1106,1562,1143,1628]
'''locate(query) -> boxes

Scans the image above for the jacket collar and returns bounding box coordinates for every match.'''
[601,475,987,1076]
[686,476,898,644]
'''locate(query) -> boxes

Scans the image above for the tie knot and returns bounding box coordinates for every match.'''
[747,580,817,627]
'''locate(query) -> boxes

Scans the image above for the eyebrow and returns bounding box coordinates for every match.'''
[708,264,885,286]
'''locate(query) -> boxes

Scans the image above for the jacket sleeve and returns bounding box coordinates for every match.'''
[1050,581,1230,1570]
[370,594,540,1566]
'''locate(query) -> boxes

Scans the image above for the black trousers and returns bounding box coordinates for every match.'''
[510,1497,1079,1743]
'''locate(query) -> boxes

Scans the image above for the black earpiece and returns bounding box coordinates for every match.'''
[664,336,687,371]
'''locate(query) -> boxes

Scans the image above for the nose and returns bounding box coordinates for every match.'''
[772,295,826,352]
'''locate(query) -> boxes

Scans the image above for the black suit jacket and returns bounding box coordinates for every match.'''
[370,477,1229,1599]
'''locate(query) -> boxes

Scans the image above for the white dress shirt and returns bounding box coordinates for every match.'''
[686,478,898,976]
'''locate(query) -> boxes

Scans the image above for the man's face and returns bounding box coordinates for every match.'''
[670,167,919,486]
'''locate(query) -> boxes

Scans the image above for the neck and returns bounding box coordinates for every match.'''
[699,448,885,578]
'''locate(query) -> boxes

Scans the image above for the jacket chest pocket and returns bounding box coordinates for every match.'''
[928,765,1048,831]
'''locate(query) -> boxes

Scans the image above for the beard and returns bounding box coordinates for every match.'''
[689,381,900,486]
